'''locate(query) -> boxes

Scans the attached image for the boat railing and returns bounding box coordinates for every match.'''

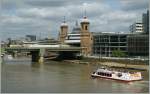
[98,68,131,74]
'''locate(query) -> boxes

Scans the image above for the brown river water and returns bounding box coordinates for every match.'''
[1,59,149,93]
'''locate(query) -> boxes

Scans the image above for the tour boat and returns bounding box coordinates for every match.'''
[91,67,142,82]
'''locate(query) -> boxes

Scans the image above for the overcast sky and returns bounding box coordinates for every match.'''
[0,0,148,41]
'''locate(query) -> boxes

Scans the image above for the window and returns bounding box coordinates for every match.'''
[85,26,88,30]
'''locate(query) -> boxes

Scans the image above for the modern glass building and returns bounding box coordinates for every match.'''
[92,32,128,57]
[127,34,149,56]
[142,10,149,34]
[92,32,149,57]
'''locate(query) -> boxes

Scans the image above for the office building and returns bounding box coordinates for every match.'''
[129,22,143,34]
[92,32,128,57]
[26,35,36,41]
[142,10,149,34]
[127,34,149,56]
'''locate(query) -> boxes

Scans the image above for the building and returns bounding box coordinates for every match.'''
[38,38,59,45]
[65,21,81,47]
[26,35,36,41]
[129,22,143,34]
[142,10,149,34]
[127,34,149,56]
[59,15,93,56]
[80,16,93,56]
[127,10,149,56]
[92,32,128,57]
[59,17,68,43]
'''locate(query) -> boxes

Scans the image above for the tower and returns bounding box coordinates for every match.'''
[59,16,68,44]
[80,12,93,56]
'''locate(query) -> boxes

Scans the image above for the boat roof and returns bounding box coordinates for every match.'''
[97,68,112,73]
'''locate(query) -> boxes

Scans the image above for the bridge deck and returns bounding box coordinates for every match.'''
[5,47,82,52]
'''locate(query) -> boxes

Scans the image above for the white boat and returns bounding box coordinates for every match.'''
[91,67,142,82]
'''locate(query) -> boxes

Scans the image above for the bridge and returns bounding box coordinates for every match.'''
[4,44,82,62]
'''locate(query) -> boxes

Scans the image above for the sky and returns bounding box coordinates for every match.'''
[0,0,149,41]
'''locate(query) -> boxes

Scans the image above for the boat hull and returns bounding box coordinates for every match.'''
[91,74,142,82]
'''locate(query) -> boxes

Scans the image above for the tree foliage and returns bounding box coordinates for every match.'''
[112,50,126,57]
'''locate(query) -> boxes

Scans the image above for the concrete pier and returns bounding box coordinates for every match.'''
[30,49,45,63]
[30,51,39,62]
[38,49,45,63]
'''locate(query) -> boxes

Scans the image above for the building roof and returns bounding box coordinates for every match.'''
[72,20,81,33]
[61,16,68,26]
[92,32,130,36]
[65,40,80,44]
[61,22,68,26]
[81,16,89,23]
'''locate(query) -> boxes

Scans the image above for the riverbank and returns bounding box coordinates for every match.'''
[61,57,149,71]
[94,62,149,71]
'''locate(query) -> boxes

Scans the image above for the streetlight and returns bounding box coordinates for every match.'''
[99,45,101,61]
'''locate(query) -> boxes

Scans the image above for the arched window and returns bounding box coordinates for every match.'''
[85,26,88,30]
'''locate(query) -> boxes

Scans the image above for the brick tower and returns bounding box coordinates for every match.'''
[80,15,93,56]
[59,16,68,44]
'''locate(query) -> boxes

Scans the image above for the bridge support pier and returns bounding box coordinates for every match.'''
[30,49,45,63]
[38,49,45,63]
[30,51,39,62]
[38,56,44,63]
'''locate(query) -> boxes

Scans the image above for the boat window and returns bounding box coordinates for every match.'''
[99,72,102,75]
[104,73,106,76]
[118,73,122,77]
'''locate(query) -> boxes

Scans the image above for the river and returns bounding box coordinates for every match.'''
[1,59,149,93]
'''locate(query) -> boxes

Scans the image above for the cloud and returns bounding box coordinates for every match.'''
[25,0,69,7]
[0,0,148,41]
[120,0,148,11]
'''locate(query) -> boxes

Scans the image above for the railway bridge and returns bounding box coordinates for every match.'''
[4,44,82,62]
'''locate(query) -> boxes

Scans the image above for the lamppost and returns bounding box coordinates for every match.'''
[99,45,101,61]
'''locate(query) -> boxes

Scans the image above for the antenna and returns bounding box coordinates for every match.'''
[48,26,51,39]
[84,9,87,19]
[63,16,66,23]
[40,32,41,40]
[75,20,78,26]
[85,10,86,17]
[83,3,87,18]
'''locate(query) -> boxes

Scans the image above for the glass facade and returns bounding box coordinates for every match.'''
[127,34,149,56]
[92,32,128,57]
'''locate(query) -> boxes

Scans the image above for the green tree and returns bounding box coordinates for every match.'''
[112,50,126,57]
